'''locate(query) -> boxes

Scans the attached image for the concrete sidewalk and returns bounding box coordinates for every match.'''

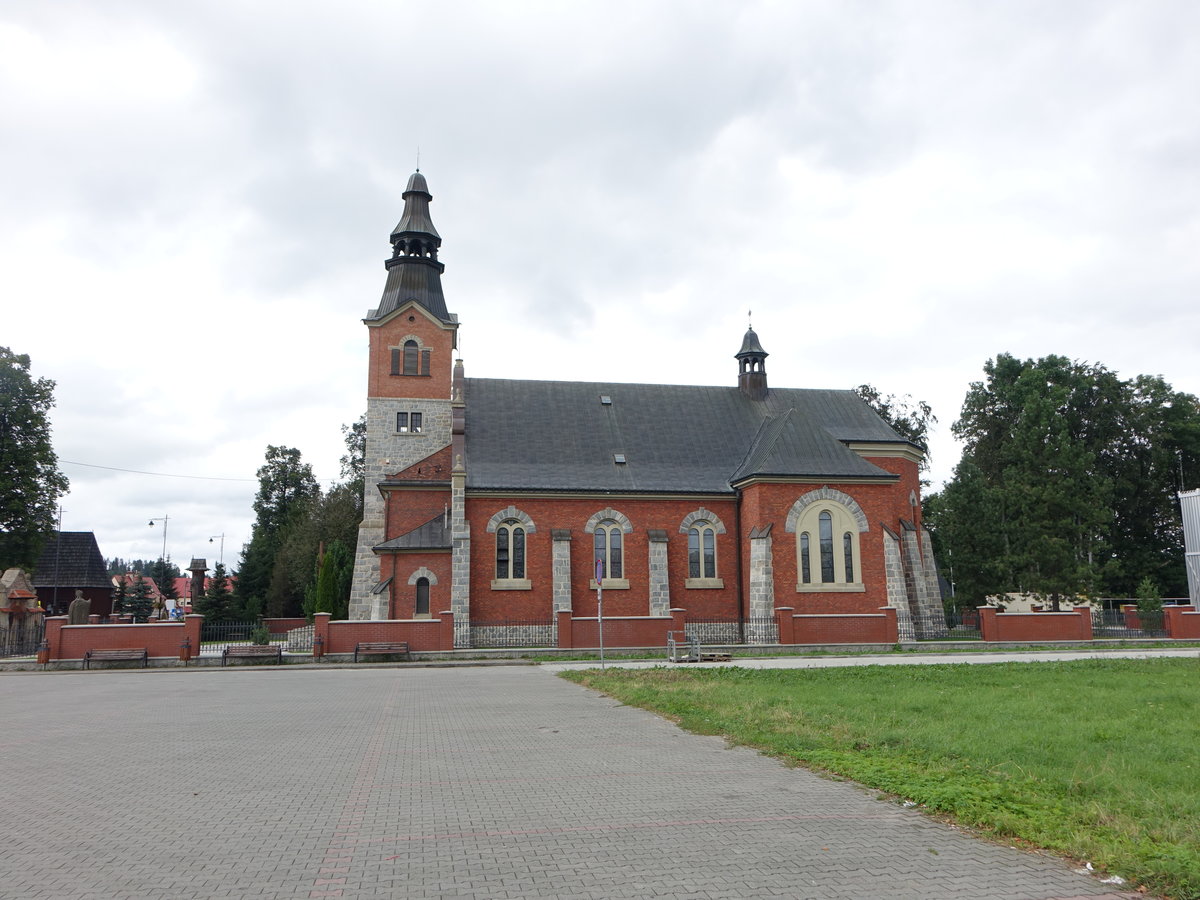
[541,644,1200,673]
[0,666,1142,899]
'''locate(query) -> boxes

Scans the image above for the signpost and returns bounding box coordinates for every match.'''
[595,557,605,670]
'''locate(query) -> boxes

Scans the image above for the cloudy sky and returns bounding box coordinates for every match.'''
[3,0,1197,570]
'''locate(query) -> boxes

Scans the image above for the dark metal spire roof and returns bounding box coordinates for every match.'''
[736,326,768,360]
[390,171,441,241]
[367,170,452,323]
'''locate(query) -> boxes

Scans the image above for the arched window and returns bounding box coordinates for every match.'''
[594,521,623,580]
[788,492,865,592]
[403,340,419,375]
[687,522,717,579]
[496,520,526,580]
[415,577,430,617]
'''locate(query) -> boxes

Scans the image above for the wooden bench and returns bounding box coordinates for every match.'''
[354,641,411,663]
[222,644,282,666]
[83,648,148,670]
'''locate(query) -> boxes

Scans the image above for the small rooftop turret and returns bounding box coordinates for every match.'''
[736,325,769,400]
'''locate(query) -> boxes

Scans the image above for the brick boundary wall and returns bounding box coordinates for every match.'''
[776,607,899,644]
[312,611,455,655]
[1164,605,1200,638]
[556,609,685,649]
[42,614,203,663]
[977,606,1092,641]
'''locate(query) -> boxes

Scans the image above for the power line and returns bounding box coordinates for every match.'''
[60,459,256,482]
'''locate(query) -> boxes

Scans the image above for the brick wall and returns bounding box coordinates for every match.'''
[977,606,1093,641]
[461,476,925,627]
[739,480,914,613]
[366,308,456,400]
[777,607,899,644]
[313,611,453,654]
[464,495,742,621]
[1164,605,1200,638]
[44,614,203,661]
[381,553,453,619]
[556,608,684,649]
[386,484,452,538]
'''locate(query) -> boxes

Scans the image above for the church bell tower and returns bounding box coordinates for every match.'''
[348,171,459,619]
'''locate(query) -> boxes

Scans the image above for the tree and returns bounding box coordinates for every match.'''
[926,354,1200,607]
[194,562,232,621]
[235,446,319,614]
[252,445,319,540]
[153,558,179,601]
[125,573,155,622]
[265,482,360,618]
[853,384,937,471]
[340,413,366,502]
[309,539,352,619]
[0,347,70,571]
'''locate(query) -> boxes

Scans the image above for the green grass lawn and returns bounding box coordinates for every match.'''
[562,659,1200,899]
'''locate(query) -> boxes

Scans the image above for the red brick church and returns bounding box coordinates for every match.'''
[349,172,945,646]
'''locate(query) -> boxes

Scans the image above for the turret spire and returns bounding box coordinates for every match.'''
[736,325,769,400]
[367,171,451,322]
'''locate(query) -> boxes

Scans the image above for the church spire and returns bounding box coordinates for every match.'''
[367,171,451,322]
[736,325,769,400]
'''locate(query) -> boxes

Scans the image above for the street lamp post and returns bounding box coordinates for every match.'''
[208,534,225,567]
[148,516,169,619]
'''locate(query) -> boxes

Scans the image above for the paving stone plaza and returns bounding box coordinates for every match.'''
[1,664,1143,899]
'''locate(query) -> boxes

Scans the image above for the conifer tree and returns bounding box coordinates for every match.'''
[195,562,232,621]
[125,573,155,622]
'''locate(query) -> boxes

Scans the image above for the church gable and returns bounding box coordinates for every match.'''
[730,409,894,485]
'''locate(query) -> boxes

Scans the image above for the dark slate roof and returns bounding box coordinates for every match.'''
[374,514,451,551]
[369,260,452,323]
[463,379,908,494]
[30,532,110,588]
[730,408,888,483]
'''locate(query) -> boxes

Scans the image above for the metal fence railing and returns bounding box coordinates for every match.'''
[1091,607,1167,639]
[469,619,556,649]
[286,624,314,652]
[684,618,779,645]
[910,608,980,641]
[0,621,45,658]
[198,619,286,654]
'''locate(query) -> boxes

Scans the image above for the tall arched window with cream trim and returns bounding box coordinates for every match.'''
[793,502,863,591]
